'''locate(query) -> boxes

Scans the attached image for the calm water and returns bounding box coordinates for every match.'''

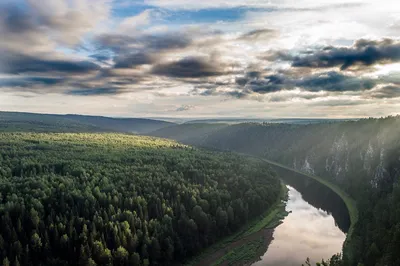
[252,186,346,266]
[251,164,350,266]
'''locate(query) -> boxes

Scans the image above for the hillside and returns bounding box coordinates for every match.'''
[150,123,229,143]
[0,132,280,266]
[149,116,400,266]
[0,112,174,133]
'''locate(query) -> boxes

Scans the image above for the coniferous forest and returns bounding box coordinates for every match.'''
[0,132,280,266]
[152,116,400,266]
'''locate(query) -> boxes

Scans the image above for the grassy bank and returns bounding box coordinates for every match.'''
[186,183,289,266]
[243,183,288,237]
[211,235,267,266]
[210,184,289,266]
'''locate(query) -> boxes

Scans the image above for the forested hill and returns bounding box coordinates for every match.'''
[150,116,400,266]
[0,111,174,133]
[0,133,280,266]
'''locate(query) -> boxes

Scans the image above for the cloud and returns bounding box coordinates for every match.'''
[289,39,400,70]
[298,71,375,91]
[176,104,195,111]
[66,87,119,96]
[197,70,382,100]
[89,53,113,64]
[141,0,367,11]
[25,0,111,46]
[365,85,400,99]
[245,76,288,94]
[0,1,110,52]
[1,52,101,74]
[152,57,226,78]
[1,0,400,117]
[233,71,376,95]
[96,32,192,54]
[0,77,64,88]
[114,52,155,68]
[118,9,152,32]
[239,29,276,40]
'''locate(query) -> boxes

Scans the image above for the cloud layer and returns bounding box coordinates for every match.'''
[1,0,400,118]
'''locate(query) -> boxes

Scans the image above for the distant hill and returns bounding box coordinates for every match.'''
[0,111,175,133]
[182,118,356,125]
[63,114,175,133]
[150,123,228,143]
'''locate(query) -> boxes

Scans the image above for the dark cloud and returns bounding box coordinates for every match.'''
[114,52,154,68]
[66,88,119,96]
[1,5,37,34]
[2,52,100,74]
[176,105,195,112]
[0,4,49,50]
[0,77,64,88]
[227,70,379,97]
[298,71,376,92]
[0,1,108,48]
[233,73,291,94]
[239,29,276,40]
[89,53,112,63]
[246,77,287,93]
[289,39,400,70]
[235,71,263,86]
[144,34,192,50]
[226,90,248,98]
[235,77,248,86]
[366,85,400,99]
[152,57,224,78]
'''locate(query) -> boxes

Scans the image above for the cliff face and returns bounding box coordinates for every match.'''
[290,131,398,190]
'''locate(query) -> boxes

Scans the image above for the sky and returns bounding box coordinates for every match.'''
[1,0,400,118]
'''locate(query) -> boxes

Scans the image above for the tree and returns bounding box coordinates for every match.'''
[129,252,141,266]
[29,209,40,229]
[114,246,128,266]
[150,238,161,262]
[216,208,228,231]
[87,258,97,266]
[31,233,42,251]
[2,257,10,266]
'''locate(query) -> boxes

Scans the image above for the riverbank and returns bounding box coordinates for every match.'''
[250,156,358,263]
[257,158,358,236]
[186,183,289,266]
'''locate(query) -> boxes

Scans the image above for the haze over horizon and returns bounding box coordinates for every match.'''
[1,0,400,118]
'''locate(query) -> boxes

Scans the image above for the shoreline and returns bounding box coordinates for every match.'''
[186,183,289,266]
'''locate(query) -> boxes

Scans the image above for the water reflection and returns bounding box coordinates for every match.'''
[252,186,346,266]
[271,165,350,233]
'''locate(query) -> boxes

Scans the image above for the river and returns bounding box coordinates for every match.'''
[191,162,351,266]
[252,186,346,265]
[252,165,350,266]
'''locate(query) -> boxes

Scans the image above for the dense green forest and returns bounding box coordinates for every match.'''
[2,110,400,266]
[0,132,280,265]
[151,116,400,266]
[0,111,174,133]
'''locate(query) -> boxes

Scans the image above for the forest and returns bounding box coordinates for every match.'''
[2,111,400,266]
[0,132,280,265]
[152,116,400,266]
